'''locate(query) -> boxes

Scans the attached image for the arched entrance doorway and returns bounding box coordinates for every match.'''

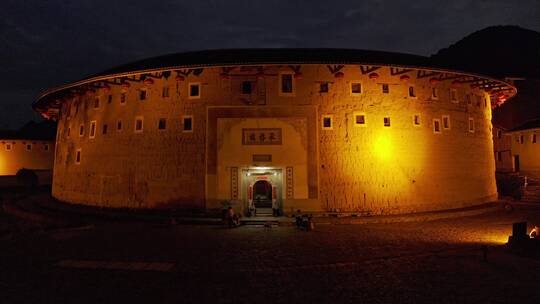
[253,180,272,208]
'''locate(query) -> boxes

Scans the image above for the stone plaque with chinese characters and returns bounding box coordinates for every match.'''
[242,128,282,145]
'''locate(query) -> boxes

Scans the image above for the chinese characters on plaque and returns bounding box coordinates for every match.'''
[242,128,282,145]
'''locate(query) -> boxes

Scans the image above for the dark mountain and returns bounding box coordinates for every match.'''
[432,25,540,78]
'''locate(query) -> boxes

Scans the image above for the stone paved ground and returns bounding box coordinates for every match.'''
[1,206,540,303]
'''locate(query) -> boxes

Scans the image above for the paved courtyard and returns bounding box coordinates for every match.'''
[1,205,540,303]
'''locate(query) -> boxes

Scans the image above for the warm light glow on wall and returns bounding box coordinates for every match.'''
[373,134,393,161]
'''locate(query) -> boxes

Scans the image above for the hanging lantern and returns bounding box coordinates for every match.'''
[369,73,379,80]
[399,74,410,82]
[220,73,231,80]
[451,80,461,87]
[256,72,265,80]
[334,71,344,79]
[175,75,185,82]
[294,72,303,80]
[121,82,131,90]
[143,78,154,85]
[429,78,439,85]
[102,84,111,93]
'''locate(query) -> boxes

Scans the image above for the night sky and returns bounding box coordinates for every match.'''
[1,0,539,129]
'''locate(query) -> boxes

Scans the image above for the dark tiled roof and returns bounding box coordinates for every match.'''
[90,48,436,79]
[0,121,56,141]
[509,118,540,132]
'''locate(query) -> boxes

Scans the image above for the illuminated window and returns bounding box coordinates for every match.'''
[382,84,389,94]
[107,95,113,104]
[44,144,49,151]
[468,118,475,133]
[408,86,416,98]
[162,86,170,98]
[102,124,108,135]
[89,121,96,139]
[350,82,362,95]
[75,149,81,164]
[433,119,441,133]
[139,89,147,101]
[413,114,421,126]
[322,115,333,130]
[354,113,366,126]
[319,82,329,93]
[94,98,100,108]
[120,93,126,104]
[189,83,201,99]
[442,115,451,130]
[158,118,167,130]
[533,134,537,144]
[450,89,458,102]
[182,116,193,132]
[5,143,12,151]
[280,74,294,95]
[431,88,438,99]
[79,124,84,137]
[117,120,122,131]
[241,81,252,94]
[134,116,144,133]
[383,117,391,127]
[26,143,32,151]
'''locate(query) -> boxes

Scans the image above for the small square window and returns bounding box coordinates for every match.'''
[107,95,113,104]
[135,117,144,133]
[533,134,537,144]
[189,83,201,99]
[94,98,100,108]
[354,113,366,126]
[120,93,126,104]
[79,124,85,137]
[67,127,71,137]
[280,74,293,94]
[322,115,333,130]
[76,149,81,164]
[383,117,391,127]
[497,151,502,162]
[102,124,108,135]
[241,81,252,94]
[139,89,147,101]
[319,82,329,93]
[117,120,123,131]
[382,84,389,94]
[182,116,193,132]
[468,118,475,133]
[158,118,167,130]
[408,86,416,98]
[89,121,96,138]
[351,82,362,95]
[44,144,49,151]
[450,89,458,102]
[497,129,502,138]
[442,115,451,130]
[6,143,12,151]
[433,119,441,133]
[431,88,438,99]
[466,94,471,105]
[162,87,170,98]
[26,144,32,151]
[520,135,524,144]
[413,114,421,126]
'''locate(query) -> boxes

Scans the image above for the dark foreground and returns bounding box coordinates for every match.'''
[1,204,540,304]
